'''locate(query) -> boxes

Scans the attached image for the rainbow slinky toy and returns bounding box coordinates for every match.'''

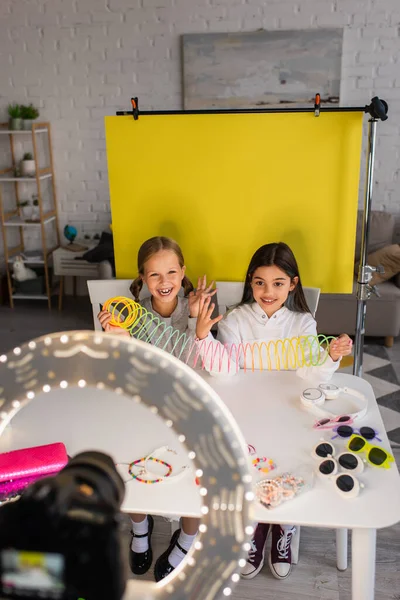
[102,296,335,373]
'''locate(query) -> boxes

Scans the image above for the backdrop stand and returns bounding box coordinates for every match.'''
[116,95,388,376]
[353,97,388,377]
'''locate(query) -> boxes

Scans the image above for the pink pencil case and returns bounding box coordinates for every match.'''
[0,443,68,500]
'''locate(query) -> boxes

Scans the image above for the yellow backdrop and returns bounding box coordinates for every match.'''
[105,112,363,293]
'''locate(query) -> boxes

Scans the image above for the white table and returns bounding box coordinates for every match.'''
[1,371,399,600]
[205,372,400,600]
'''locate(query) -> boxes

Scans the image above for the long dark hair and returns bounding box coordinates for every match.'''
[240,242,310,314]
[129,236,194,301]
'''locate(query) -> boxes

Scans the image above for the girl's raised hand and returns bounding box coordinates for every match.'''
[195,294,223,341]
[188,275,217,318]
[97,309,131,337]
[329,334,353,362]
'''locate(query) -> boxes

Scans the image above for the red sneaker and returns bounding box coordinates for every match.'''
[241,523,270,579]
[269,524,296,579]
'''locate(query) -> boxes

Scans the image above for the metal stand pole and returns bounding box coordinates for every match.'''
[353,97,388,377]
[353,119,377,378]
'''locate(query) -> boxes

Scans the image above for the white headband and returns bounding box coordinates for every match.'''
[300,383,368,421]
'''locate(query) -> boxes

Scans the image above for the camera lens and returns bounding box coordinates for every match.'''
[64,451,125,509]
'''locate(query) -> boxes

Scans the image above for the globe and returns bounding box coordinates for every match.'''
[64,225,77,244]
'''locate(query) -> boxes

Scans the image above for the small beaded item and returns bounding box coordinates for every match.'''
[118,446,189,485]
[255,472,306,509]
[252,457,276,474]
[129,456,172,484]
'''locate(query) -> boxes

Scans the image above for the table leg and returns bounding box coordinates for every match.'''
[73,275,77,297]
[291,526,300,564]
[336,528,348,571]
[352,528,376,600]
[58,276,64,311]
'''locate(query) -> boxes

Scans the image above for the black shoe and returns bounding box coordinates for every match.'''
[129,515,154,575]
[154,528,187,582]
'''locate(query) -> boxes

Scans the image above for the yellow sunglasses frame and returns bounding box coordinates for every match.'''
[346,434,394,469]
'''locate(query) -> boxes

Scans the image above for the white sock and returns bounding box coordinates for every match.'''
[168,529,197,568]
[131,516,149,553]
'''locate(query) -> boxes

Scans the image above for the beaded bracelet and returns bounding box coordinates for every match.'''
[277,472,305,492]
[143,446,175,476]
[119,446,189,484]
[128,456,172,484]
[144,446,189,482]
[252,457,276,474]
[255,479,282,509]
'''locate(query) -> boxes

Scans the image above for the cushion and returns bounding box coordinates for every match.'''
[354,211,395,262]
[365,244,400,286]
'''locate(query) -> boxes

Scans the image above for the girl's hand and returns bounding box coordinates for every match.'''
[188,275,217,318]
[329,334,353,362]
[195,294,223,340]
[97,310,131,337]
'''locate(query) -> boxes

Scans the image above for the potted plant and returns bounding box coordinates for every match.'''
[17,200,32,220]
[7,103,22,130]
[20,152,36,177]
[20,103,40,130]
[31,196,40,221]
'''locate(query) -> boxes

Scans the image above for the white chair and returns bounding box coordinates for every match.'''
[303,286,321,318]
[215,282,244,315]
[87,279,152,330]
[87,279,187,330]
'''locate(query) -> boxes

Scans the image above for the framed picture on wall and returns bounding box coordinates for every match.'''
[182,29,343,110]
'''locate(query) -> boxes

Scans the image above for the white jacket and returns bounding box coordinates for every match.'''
[196,303,339,381]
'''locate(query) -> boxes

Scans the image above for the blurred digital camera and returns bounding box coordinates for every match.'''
[0,451,126,600]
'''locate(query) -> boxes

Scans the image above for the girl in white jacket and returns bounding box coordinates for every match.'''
[195,242,352,581]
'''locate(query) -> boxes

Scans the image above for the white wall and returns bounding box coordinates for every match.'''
[0,0,399,257]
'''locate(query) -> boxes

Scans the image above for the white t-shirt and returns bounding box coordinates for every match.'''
[197,302,339,381]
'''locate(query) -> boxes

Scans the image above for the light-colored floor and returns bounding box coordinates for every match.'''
[0,299,399,599]
[120,509,400,600]
[387,341,400,385]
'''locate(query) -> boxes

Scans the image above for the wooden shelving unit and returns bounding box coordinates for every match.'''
[0,122,61,308]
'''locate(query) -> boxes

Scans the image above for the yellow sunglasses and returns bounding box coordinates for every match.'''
[347,434,394,469]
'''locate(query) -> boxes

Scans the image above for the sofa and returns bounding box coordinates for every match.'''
[316,211,400,346]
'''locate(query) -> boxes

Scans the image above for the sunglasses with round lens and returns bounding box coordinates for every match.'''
[313,414,353,430]
[337,451,364,474]
[317,452,364,478]
[331,425,381,442]
[346,434,394,469]
[333,473,362,499]
[318,458,337,477]
[312,441,335,460]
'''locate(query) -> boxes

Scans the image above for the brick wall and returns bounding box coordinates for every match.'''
[0,0,399,265]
